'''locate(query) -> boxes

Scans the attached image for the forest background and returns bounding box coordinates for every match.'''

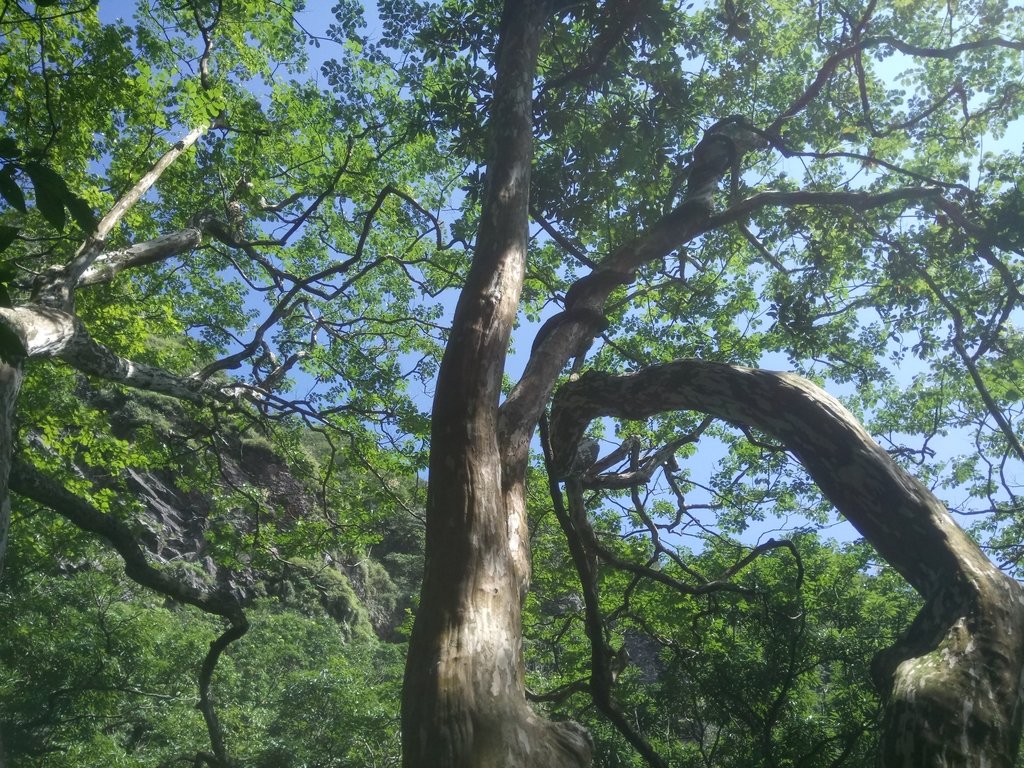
[1,0,1023,765]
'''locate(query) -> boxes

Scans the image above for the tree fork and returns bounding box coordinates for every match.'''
[401,2,593,765]
[550,360,1024,767]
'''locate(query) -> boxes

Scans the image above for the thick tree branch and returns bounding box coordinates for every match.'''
[501,168,937,464]
[498,120,746,459]
[549,359,1024,765]
[551,361,954,589]
[8,459,243,619]
[77,228,203,286]
[0,305,241,403]
[34,124,210,310]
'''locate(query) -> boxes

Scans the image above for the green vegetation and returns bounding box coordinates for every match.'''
[1,0,1023,765]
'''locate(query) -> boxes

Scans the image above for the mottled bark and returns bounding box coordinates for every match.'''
[550,360,1024,767]
[400,2,594,765]
[77,228,203,286]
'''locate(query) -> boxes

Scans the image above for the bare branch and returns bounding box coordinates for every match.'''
[866,34,1024,58]
[84,128,207,268]
[77,228,203,286]
[33,124,210,310]
[530,205,598,268]
[582,429,708,490]
[538,413,670,768]
[197,621,246,767]
[737,220,791,273]
[710,186,943,229]
[908,256,1024,462]
[188,0,223,91]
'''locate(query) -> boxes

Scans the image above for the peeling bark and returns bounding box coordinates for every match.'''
[550,360,1024,767]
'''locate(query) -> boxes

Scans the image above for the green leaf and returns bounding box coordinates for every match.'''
[0,227,17,254]
[0,323,26,360]
[65,192,97,233]
[24,161,69,231]
[0,259,17,283]
[0,167,26,213]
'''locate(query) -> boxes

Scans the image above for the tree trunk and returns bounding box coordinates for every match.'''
[401,2,592,765]
[0,358,23,575]
[549,360,1024,767]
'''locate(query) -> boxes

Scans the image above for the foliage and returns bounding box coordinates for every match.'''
[525,503,920,766]
[0,545,402,767]
[1,0,1024,764]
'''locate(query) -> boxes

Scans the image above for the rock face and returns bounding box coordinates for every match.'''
[82,385,423,638]
[124,467,206,564]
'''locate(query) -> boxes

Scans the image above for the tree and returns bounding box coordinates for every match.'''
[522,531,920,766]
[400,1,1024,766]
[0,0,442,763]
[2,0,1024,766]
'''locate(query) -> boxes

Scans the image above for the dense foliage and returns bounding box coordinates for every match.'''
[1,0,1023,765]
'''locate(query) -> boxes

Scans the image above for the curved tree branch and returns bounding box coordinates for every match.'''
[549,359,1024,765]
[8,458,244,620]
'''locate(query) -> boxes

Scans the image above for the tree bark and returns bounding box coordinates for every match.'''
[550,360,1024,767]
[0,359,23,575]
[401,2,593,765]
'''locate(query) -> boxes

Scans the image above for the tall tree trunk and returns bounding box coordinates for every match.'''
[401,3,593,765]
[550,360,1024,767]
[0,358,23,575]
